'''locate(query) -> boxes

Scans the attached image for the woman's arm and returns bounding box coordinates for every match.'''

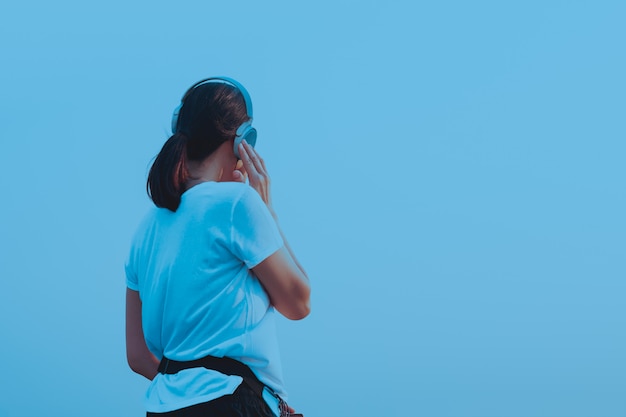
[125,288,160,380]
[253,246,310,320]
[238,140,311,320]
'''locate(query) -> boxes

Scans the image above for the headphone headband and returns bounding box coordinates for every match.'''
[179,76,253,119]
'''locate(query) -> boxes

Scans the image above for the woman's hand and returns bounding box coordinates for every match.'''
[238,140,274,212]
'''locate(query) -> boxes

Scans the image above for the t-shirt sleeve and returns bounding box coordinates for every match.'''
[124,256,139,291]
[230,186,284,268]
[125,253,140,291]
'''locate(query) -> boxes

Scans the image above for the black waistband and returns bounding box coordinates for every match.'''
[157,355,265,397]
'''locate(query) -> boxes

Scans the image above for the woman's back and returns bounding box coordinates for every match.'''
[126,181,287,412]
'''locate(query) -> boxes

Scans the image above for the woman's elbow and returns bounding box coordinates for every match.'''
[127,352,159,380]
[285,300,310,320]
[282,286,311,320]
[127,352,143,374]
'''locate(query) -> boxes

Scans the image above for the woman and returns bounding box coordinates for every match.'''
[125,77,310,417]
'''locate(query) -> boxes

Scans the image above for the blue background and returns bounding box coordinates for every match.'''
[1,1,624,416]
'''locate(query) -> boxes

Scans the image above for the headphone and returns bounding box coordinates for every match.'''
[171,76,257,159]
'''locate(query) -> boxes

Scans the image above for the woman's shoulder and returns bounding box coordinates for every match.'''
[203,181,255,201]
[182,181,260,210]
[216,181,252,195]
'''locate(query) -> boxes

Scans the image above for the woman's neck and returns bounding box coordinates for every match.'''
[184,141,236,189]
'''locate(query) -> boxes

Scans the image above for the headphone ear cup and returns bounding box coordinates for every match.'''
[243,127,257,148]
[171,103,182,133]
[234,122,257,159]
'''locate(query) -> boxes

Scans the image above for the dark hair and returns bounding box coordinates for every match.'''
[147,82,249,211]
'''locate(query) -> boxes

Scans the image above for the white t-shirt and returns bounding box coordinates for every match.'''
[125,181,285,414]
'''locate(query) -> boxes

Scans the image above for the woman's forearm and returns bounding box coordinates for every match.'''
[271,211,308,281]
[129,352,160,381]
[126,288,161,381]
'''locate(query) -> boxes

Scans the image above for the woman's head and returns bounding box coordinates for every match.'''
[147,80,250,211]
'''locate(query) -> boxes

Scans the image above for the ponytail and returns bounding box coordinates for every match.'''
[147,132,189,212]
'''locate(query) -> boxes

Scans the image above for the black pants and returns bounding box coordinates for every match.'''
[146,383,274,417]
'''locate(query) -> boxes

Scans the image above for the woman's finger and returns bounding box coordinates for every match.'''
[239,143,266,193]
[242,140,266,175]
[259,156,267,172]
[232,169,245,183]
[239,142,258,177]
[240,142,270,186]
[238,141,272,206]
[232,158,248,183]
